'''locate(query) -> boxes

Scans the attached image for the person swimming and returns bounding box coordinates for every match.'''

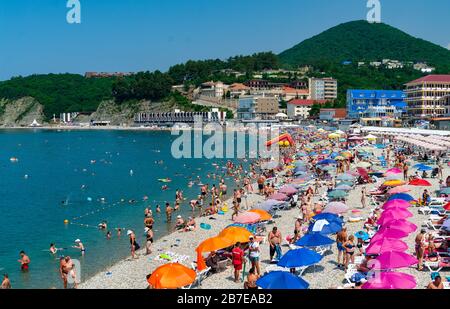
[72,239,85,256]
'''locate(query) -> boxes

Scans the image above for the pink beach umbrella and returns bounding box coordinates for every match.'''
[279,185,298,196]
[370,227,408,242]
[234,212,261,224]
[377,210,413,226]
[268,193,289,201]
[369,251,418,270]
[365,238,408,255]
[323,202,349,215]
[387,186,411,194]
[385,168,402,174]
[382,199,411,209]
[382,219,417,233]
[362,272,416,289]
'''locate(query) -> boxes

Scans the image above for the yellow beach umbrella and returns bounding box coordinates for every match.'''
[383,179,406,187]
[328,133,340,139]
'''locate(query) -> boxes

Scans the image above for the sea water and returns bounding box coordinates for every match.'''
[0,129,250,288]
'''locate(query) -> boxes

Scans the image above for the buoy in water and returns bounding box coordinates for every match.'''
[64,219,69,224]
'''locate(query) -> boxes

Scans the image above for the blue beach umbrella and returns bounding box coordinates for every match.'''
[336,174,354,181]
[328,190,348,198]
[417,165,433,171]
[256,271,309,289]
[318,159,337,165]
[277,248,323,268]
[295,233,335,247]
[308,219,342,235]
[335,184,352,191]
[354,231,370,241]
[309,151,318,156]
[388,193,415,202]
[312,213,344,224]
[440,187,450,195]
[330,152,340,159]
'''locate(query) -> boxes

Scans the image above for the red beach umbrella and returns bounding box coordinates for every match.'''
[408,179,432,186]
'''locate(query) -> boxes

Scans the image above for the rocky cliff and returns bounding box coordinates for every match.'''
[0,97,46,127]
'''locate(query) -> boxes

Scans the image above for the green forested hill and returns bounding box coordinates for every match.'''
[0,74,113,118]
[279,20,450,71]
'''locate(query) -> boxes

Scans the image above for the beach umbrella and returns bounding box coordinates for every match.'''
[348,136,363,141]
[268,193,289,201]
[279,185,298,196]
[365,238,409,255]
[277,248,323,268]
[371,227,408,242]
[335,130,345,135]
[385,168,402,174]
[336,174,354,181]
[356,167,369,178]
[317,159,337,165]
[234,212,261,224]
[382,219,417,233]
[356,162,372,168]
[335,156,346,161]
[295,233,334,247]
[443,202,450,211]
[219,227,253,243]
[362,272,416,289]
[338,181,354,187]
[312,213,344,224]
[385,173,403,181]
[248,209,272,221]
[388,186,411,194]
[387,194,415,202]
[335,184,352,191]
[196,236,235,254]
[148,263,196,289]
[365,134,377,141]
[370,251,418,270]
[377,209,413,225]
[253,199,283,212]
[308,219,342,235]
[408,179,432,187]
[341,151,352,158]
[442,219,450,231]
[382,199,412,209]
[383,180,406,187]
[327,190,348,199]
[440,187,450,195]
[415,165,433,171]
[328,133,340,139]
[323,202,349,214]
[256,271,309,290]
[354,231,369,241]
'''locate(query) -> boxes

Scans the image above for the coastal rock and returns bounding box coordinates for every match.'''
[0,97,45,127]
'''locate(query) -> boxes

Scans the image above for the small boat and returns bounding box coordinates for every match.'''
[158,178,171,183]
[10,157,19,163]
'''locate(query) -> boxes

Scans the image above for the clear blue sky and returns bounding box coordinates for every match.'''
[0,0,449,80]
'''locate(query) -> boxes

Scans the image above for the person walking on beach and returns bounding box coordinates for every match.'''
[1,274,11,289]
[268,227,282,262]
[60,256,78,289]
[248,236,261,276]
[343,235,355,270]
[257,175,265,195]
[231,201,240,221]
[128,230,140,259]
[415,230,426,271]
[403,163,409,181]
[18,251,30,271]
[231,242,244,283]
[336,227,347,268]
[145,227,153,255]
[361,186,367,208]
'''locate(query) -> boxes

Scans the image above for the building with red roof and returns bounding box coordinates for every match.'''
[405,74,450,118]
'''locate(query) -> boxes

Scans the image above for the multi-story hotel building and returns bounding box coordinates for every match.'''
[309,77,338,101]
[405,75,450,118]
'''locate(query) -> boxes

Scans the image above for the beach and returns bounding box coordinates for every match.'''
[80,145,450,289]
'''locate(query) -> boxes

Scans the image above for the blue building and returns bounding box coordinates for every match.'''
[347,90,407,119]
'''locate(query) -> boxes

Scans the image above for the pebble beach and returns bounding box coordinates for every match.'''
[80,144,450,289]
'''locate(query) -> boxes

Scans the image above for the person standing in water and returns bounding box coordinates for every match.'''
[49,243,58,254]
[18,251,30,271]
[1,274,11,289]
[72,239,85,256]
[128,230,140,259]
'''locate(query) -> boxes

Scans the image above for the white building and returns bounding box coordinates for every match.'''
[286,100,316,119]
[309,77,337,101]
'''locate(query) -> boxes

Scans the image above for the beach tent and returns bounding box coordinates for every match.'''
[147,263,196,289]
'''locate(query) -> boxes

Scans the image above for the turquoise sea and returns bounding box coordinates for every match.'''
[0,129,248,289]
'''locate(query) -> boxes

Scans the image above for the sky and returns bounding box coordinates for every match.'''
[0,0,449,80]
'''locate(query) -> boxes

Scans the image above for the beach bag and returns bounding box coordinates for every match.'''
[200,223,211,230]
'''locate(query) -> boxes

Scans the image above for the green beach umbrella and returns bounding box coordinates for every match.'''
[328,190,348,198]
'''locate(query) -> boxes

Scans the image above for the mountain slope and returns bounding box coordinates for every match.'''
[279,20,450,70]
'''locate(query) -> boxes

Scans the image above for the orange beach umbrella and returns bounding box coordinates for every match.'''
[248,209,272,221]
[219,227,253,244]
[148,263,196,289]
[196,236,235,271]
